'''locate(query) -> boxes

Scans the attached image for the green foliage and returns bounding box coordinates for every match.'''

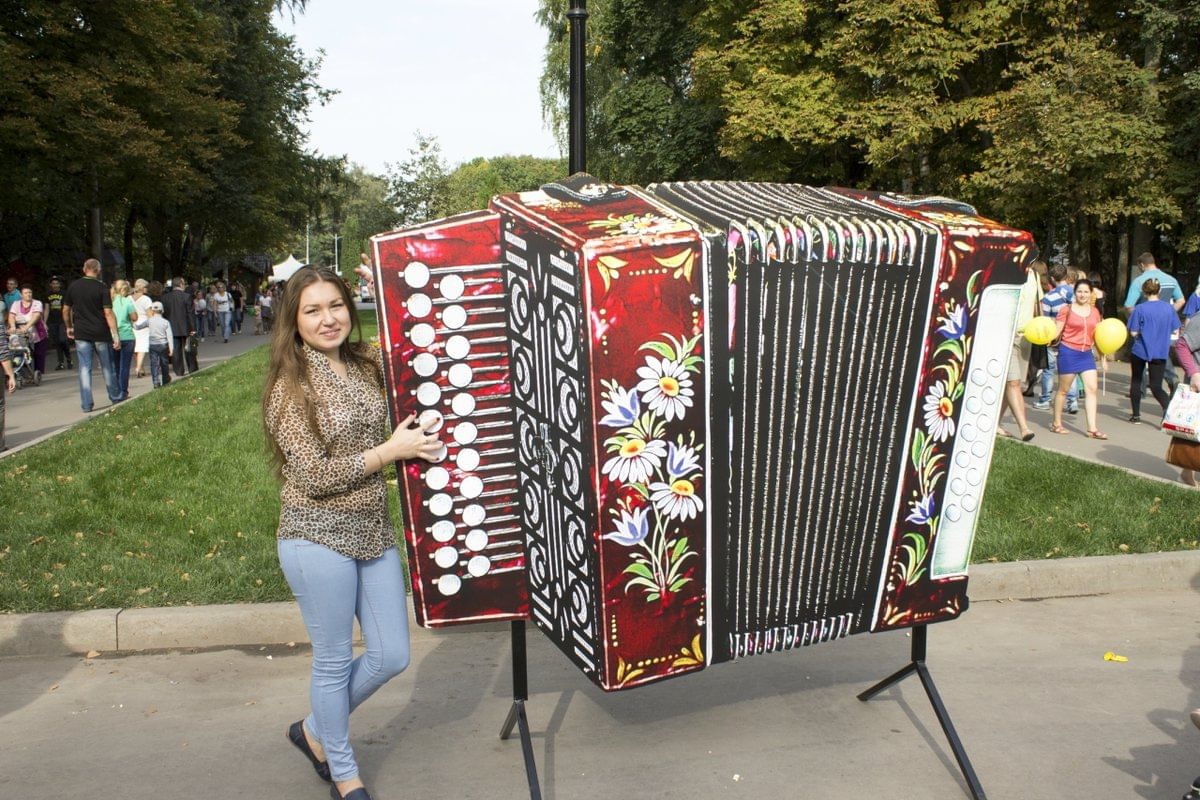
[0,0,336,279]
[539,0,1200,268]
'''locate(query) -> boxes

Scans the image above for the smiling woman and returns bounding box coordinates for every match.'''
[260,265,442,800]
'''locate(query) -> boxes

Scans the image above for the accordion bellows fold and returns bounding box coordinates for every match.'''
[371,175,1035,691]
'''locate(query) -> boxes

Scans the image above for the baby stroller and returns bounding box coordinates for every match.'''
[9,332,40,387]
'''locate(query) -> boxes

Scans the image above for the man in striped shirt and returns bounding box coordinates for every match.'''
[0,329,17,451]
[1035,262,1079,413]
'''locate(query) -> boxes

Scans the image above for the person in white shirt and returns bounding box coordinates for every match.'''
[212,281,233,342]
[141,302,174,387]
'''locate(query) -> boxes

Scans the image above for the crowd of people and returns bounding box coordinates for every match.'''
[0,260,285,450]
[1001,252,1200,486]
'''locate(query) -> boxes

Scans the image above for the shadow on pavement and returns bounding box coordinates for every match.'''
[0,616,77,721]
[1102,569,1200,798]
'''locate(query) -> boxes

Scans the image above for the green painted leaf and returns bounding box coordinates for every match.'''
[624,562,655,581]
[640,341,675,360]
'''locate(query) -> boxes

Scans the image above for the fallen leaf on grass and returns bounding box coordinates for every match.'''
[1118,544,1130,552]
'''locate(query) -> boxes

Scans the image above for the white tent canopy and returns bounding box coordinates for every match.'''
[269,254,305,283]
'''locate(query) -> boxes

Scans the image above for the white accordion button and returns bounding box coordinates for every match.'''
[412,352,438,377]
[416,381,441,406]
[954,451,969,468]
[410,323,435,348]
[451,392,476,417]
[969,368,986,387]
[978,415,993,433]
[970,440,987,458]
[439,274,465,300]
[434,546,458,568]
[965,396,981,414]
[428,493,453,516]
[456,447,480,472]
[986,358,1003,378]
[467,555,490,577]
[446,334,470,360]
[966,468,982,487]
[462,503,486,527]
[951,478,965,496]
[404,261,430,289]
[944,504,962,522]
[418,409,444,433]
[448,363,473,388]
[442,304,467,330]
[460,475,483,499]
[464,529,488,552]
[407,293,431,318]
[962,495,978,512]
[982,386,998,405]
[437,573,462,596]
[429,443,448,463]
[430,519,456,543]
[453,421,478,445]
[425,466,450,491]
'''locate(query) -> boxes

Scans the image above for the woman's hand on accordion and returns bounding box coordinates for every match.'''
[384,413,443,462]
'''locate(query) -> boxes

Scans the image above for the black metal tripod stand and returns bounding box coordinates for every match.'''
[499,621,542,800]
[858,624,987,800]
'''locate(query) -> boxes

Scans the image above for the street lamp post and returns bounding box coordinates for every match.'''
[332,233,342,273]
[567,0,587,174]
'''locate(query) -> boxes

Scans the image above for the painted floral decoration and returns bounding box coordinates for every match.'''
[600,332,704,604]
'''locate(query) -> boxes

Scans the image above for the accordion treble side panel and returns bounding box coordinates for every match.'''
[371,211,529,627]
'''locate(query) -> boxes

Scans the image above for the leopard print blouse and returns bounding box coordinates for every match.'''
[266,344,395,559]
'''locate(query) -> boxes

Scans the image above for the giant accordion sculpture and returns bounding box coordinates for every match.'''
[371,176,1035,691]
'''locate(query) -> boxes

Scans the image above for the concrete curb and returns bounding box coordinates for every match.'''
[2,550,1197,658]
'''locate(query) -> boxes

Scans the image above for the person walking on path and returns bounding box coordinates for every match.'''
[263,266,441,800]
[231,281,245,334]
[1124,252,1185,393]
[1036,263,1079,414]
[110,280,138,400]
[0,327,16,451]
[1050,279,1106,439]
[160,277,194,377]
[1172,313,1200,487]
[1126,278,1180,424]
[192,290,208,343]
[141,302,174,387]
[999,263,1042,441]
[62,259,122,412]
[132,279,153,378]
[45,276,72,371]
[7,283,48,380]
[3,277,19,310]
[212,281,232,343]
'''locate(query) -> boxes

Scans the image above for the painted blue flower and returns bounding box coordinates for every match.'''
[906,494,936,526]
[599,384,640,428]
[937,303,967,340]
[603,506,650,547]
[665,441,701,480]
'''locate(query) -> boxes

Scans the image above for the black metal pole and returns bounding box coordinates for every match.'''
[499,620,541,799]
[567,0,587,174]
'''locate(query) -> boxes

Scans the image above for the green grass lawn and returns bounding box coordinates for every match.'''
[0,311,1196,613]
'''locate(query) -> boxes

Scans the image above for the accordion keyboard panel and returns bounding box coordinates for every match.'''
[372,214,528,627]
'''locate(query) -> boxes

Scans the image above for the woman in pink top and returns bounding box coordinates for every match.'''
[1050,279,1106,439]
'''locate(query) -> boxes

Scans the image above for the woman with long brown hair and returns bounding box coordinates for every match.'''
[262,266,440,800]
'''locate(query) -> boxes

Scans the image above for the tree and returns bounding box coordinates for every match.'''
[437,154,567,216]
[385,132,449,227]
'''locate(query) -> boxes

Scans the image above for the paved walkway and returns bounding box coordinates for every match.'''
[2,587,1198,799]
[1,327,268,455]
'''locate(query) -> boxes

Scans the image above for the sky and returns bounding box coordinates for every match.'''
[277,0,562,175]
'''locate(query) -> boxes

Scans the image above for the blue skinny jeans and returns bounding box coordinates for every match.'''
[277,540,410,782]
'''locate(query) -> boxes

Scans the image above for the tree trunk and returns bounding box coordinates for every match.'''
[123,207,137,280]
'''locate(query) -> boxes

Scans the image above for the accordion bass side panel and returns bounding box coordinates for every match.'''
[493,186,712,690]
[371,211,529,627]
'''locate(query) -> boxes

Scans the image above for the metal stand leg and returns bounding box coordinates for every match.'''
[499,620,542,800]
[858,625,987,800]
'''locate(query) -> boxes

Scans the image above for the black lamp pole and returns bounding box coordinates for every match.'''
[567,0,587,174]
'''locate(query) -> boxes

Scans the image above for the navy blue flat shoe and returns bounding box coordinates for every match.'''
[287,720,331,783]
[331,786,373,800]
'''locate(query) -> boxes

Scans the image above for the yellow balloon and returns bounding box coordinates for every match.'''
[1023,316,1057,346]
[1094,317,1127,355]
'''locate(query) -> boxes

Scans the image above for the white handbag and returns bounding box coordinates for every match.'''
[1162,384,1200,442]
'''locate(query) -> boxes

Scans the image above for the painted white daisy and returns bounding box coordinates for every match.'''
[922,381,956,442]
[635,357,694,422]
[602,437,667,484]
[649,478,704,521]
